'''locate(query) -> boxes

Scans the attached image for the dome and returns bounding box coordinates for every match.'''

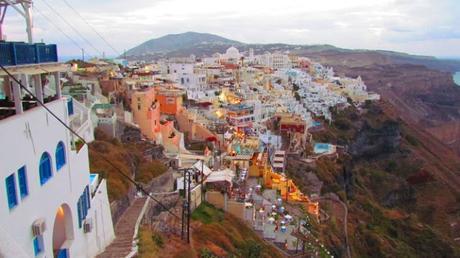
[225,46,240,59]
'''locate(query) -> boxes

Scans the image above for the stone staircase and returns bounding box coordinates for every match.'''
[97,197,147,258]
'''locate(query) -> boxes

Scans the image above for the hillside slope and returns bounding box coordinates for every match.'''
[287,101,460,257]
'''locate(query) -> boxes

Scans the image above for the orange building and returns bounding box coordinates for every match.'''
[156,87,184,115]
[130,88,161,142]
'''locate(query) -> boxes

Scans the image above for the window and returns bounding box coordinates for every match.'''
[39,152,52,185]
[67,98,74,116]
[33,236,44,256]
[18,166,28,199]
[77,185,91,228]
[85,185,91,209]
[5,174,18,210]
[55,142,66,171]
[77,197,83,228]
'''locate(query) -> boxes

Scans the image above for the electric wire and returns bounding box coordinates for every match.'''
[33,5,95,59]
[0,63,182,221]
[60,0,121,56]
[38,0,103,56]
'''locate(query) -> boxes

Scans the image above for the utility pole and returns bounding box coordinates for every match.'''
[1,0,34,43]
[201,160,204,202]
[81,48,85,61]
[181,168,192,243]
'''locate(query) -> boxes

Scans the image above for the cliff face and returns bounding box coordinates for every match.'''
[312,54,460,156]
[287,102,460,258]
[349,120,401,159]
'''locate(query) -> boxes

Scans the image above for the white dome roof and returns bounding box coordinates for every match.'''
[225,46,240,59]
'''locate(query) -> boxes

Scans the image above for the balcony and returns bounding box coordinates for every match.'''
[0,72,61,120]
[0,41,58,66]
[68,96,94,144]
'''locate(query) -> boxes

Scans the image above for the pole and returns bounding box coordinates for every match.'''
[24,2,33,43]
[181,169,186,240]
[82,48,85,61]
[201,160,204,202]
[0,6,7,41]
[187,170,191,243]
[286,179,288,203]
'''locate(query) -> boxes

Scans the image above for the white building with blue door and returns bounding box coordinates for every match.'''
[0,43,114,258]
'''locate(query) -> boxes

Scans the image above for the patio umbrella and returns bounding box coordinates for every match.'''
[267,217,275,223]
[284,214,293,220]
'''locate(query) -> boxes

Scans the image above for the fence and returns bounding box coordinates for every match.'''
[0,41,58,66]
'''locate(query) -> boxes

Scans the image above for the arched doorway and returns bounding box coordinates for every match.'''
[52,204,74,258]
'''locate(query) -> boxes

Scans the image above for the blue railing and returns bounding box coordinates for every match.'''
[0,41,58,66]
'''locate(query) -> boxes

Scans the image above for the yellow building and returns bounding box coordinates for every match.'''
[249,152,319,217]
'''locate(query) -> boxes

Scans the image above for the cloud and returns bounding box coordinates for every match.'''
[1,0,459,57]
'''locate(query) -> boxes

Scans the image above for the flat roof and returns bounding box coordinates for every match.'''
[0,63,69,76]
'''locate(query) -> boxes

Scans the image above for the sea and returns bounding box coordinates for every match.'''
[454,72,460,86]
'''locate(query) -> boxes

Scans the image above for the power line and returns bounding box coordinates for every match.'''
[60,0,121,56]
[0,63,181,222]
[34,5,95,59]
[38,0,103,57]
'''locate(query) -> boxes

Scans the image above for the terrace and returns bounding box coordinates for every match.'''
[0,41,62,120]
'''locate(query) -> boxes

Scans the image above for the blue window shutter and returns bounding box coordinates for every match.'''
[18,166,28,198]
[82,193,87,218]
[85,186,91,209]
[39,153,52,185]
[67,98,74,116]
[5,174,18,209]
[77,198,82,228]
[55,142,66,171]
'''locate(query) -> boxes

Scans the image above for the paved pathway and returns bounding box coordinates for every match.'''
[97,197,147,258]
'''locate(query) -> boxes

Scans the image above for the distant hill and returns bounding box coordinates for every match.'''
[124,31,243,57]
[124,32,460,72]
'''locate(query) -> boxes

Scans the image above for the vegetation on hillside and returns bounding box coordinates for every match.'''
[288,101,460,257]
[137,226,164,258]
[191,203,284,258]
[88,129,168,201]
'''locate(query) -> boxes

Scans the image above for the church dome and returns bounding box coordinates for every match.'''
[225,46,240,59]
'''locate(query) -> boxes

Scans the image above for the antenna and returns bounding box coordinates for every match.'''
[0,0,34,43]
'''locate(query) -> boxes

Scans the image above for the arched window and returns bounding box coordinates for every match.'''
[55,142,66,171]
[39,152,52,185]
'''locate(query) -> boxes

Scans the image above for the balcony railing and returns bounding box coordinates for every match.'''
[0,41,58,66]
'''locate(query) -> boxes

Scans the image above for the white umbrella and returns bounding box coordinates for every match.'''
[267,217,275,222]
[285,214,293,220]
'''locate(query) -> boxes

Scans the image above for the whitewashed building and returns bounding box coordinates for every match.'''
[0,52,114,257]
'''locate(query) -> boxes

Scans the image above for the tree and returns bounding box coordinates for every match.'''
[239,240,262,258]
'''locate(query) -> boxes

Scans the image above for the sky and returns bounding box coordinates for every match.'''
[2,0,460,58]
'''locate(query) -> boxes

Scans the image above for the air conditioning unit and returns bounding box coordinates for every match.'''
[83,218,93,233]
[32,218,46,236]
